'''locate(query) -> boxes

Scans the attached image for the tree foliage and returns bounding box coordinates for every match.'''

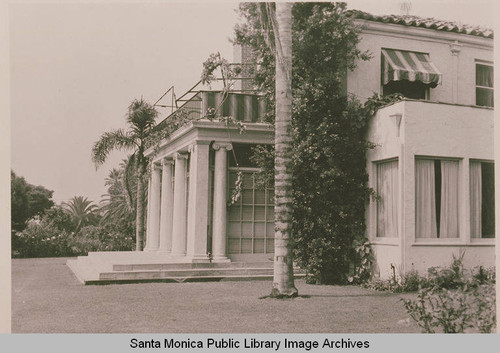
[62,196,99,234]
[235,2,374,284]
[99,157,137,237]
[11,171,54,232]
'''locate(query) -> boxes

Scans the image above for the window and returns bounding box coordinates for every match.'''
[383,80,427,99]
[476,63,493,107]
[227,170,274,254]
[376,160,399,237]
[415,158,459,238]
[470,161,495,238]
[381,49,441,100]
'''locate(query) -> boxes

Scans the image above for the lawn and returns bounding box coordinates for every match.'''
[11,257,420,333]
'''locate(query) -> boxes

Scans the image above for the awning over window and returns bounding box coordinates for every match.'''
[382,48,442,87]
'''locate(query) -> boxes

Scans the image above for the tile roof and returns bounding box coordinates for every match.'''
[347,10,493,39]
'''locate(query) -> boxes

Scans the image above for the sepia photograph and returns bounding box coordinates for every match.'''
[3,0,498,346]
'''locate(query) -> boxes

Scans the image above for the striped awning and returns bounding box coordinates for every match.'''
[382,48,442,87]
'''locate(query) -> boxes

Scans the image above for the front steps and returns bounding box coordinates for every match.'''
[66,251,305,285]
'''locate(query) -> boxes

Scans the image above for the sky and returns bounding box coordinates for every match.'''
[9,0,497,205]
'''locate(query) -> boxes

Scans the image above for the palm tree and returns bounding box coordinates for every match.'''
[270,2,298,297]
[92,98,158,251]
[62,196,99,234]
[99,157,138,227]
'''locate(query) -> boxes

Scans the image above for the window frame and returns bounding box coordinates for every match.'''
[469,159,495,241]
[475,61,494,107]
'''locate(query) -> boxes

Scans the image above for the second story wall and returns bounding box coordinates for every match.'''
[347,20,493,106]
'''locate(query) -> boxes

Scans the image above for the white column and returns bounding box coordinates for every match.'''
[171,152,189,256]
[186,142,211,262]
[145,163,161,251]
[159,158,174,253]
[212,142,232,262]
[145,170,152,250]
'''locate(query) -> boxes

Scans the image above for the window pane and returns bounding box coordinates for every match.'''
[227,239,240,254]
[228,206,240,221]
[415,159,437,238]
[254,206,266,220]
[476,64,493,87]
[470,161,482,238]
[227,222,241,238]
[254,190,266,204]
[242,206,253,220]
[376,160,398,237]
[242,190,253,204]
[481,162,495,237]
[241,239,252,253]
[254,239,265,253]
[266,238,275,253]
[266,223,275,236]
[476,88,494,107]
[242,222,253,237]
[439,160,459,238]
[254,222,265,237]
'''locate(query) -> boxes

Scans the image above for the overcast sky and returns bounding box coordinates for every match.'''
[9,0,496,204]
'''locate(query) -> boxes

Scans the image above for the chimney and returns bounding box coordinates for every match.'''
[233,44,256,92]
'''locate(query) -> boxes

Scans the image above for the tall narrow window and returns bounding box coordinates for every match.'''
[376,160,399,237]
[470,161,495,238]
[476,63,493,107]
[415,158,459,238]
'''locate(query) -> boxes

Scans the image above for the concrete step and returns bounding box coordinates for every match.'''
[66,252,305,285]
[112,261,274,271]
[99,267,274,280]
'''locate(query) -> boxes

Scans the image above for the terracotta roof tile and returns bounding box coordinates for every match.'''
[347,10,493,39]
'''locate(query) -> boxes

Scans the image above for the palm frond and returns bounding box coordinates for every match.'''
[127,99,158,138]
[91,129,136,168]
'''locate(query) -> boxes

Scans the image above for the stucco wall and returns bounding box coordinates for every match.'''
[348,21,493,106]
[366,101,494,278]
[402,101,495,274]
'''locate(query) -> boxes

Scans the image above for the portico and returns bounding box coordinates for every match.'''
[143,91,275,264]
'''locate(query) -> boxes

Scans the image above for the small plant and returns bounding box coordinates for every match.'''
[348,238,374,284]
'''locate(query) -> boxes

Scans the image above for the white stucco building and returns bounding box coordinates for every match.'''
[68,11,494,283]
[349,12,494,278]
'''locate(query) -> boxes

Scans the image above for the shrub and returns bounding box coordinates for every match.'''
[67,225,135,255]
[401,254,496,333]
[13,222,73,258]
[12,218,135,258]
[402,284,496,333]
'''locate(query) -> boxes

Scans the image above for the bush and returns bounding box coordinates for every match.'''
[401,254,496,333]
[402,284,496,333]
[13,222,73,258]
[12,219,135,258]
[68,225,135,255]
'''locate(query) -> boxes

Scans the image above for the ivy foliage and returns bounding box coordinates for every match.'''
[235,2,375,284]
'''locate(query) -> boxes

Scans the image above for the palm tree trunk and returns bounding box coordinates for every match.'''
[271,2,297,298]
[136,160,146,251]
